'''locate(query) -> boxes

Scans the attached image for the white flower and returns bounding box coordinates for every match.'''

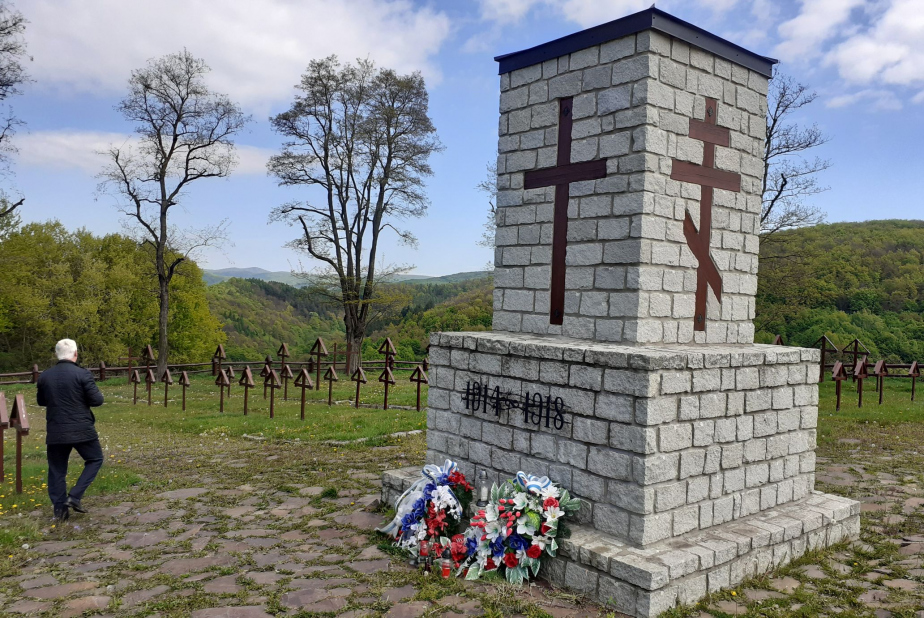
[483,519,503,540]
[484,504,499,523]
[540,485,560,500]
[513,492,529,510]
[531,534,553,550]
[430,485,456,511]
[544,506,563,522]
[516,514,536,536]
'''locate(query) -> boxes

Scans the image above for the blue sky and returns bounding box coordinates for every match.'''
[10,0,924,276]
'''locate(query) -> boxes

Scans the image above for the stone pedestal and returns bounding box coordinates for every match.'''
[382,331,859,616]
[381,8,858,616]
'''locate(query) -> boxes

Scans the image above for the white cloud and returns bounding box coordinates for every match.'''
[17,130,272,175]
[478,0,545,23]
[826,88,902,110]
[21,0,451,109]
[559,0,653,28]
[478,0,650,28]
[824,0,924,86]
[774,0,864,62]
[914,90,924,104]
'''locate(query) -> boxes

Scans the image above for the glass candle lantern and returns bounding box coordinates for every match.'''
[440,548,452,578]
[477,470,489,508]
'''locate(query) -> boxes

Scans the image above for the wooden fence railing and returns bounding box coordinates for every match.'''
[0,337,431,413]
[776,335,921,411]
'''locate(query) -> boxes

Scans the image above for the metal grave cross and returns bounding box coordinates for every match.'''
[523,97,609,325]
[669,97,742,331]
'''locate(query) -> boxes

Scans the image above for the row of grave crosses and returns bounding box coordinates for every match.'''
[830,356,921,411]
[130,336,429,413]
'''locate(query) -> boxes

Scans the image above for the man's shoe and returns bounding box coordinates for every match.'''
[66,497,87,514]
[53,505,70,521]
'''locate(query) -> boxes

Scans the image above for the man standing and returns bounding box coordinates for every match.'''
[36,339,105,521]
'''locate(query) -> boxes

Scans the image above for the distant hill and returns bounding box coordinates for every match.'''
[400,271,492,284]
[757,219,924,361]
[203,267,492,287]
[206,274,493,361]
[202,267,307,287]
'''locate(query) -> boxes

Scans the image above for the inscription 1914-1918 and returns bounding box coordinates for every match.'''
[461,380,570,431]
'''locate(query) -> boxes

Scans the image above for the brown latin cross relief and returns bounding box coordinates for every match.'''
[524,97,609,325]
[670,97,742,331]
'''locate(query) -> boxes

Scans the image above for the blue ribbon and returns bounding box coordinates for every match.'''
[515,471,552,495]
[377,459,462,541]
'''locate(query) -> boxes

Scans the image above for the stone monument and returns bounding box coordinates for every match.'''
[382,7,859,617]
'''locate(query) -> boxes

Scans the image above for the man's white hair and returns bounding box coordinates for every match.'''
[55,339,78,360]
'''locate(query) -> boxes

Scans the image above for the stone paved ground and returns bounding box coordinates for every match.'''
[3,425,924,617]
[0,433,603,618]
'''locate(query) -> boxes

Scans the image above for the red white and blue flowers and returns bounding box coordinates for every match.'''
[462,472,580,584]
[378,460,473,550]
[382,464,581,585]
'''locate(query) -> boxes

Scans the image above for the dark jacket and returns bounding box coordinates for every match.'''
[36,360,104,445]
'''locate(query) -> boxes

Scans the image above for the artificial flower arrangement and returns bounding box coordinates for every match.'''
[380,463,580,585]
[378,460,473,553]
[461,471,581,584]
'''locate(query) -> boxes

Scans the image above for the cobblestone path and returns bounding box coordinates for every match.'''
[3,427,924,617]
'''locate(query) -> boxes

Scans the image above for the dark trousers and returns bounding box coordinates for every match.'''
[47,439,103,508]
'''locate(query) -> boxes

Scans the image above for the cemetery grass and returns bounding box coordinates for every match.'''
[3,375,924,616]
[0,374,425,552]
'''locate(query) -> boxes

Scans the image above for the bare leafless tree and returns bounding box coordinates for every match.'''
[268,56,442,372]
[99,50,250,376]
[476,161,497,250]
[0,1,28,221]
[761,73,830,238]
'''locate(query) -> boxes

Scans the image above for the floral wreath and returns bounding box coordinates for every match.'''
[461,471,580,584]
[380,463,580,585]
[378,460,473,550]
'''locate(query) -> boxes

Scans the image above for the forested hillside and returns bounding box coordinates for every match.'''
[5,217,923,371]
[756,220,924,361]
[206,276,493,362]
[205,278,344,360]
[208,220,924,365]
[0,219,224,371]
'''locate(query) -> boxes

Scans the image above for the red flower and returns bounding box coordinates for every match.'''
[450,534,468,563]
[540,523,551,535]
[425,504,448,537]
[526,544,543,559]
[485,558,497,571]
[543,497,559,509]
[448,470,474,492]
[503,552,519,568]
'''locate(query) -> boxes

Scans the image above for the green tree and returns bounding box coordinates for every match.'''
[0,220,225,370]
[268,56,442,373]
[100,49,249,378]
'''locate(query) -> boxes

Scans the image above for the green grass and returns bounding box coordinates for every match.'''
[0,372,425,547]
[816,374,924,448]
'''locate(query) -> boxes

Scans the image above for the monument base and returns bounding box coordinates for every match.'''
[382,469,858,617]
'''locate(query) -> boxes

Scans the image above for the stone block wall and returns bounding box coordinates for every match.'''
[425,331,820,548]
[493,29,768,344]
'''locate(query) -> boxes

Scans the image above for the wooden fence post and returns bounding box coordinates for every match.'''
[180,371,191,411]
[0,392,8,482]
[160,368,174,408]
[239,367,255,415]
[324,366,339,406]
[409,365,429,412]
[10,394,29,494]
[379,366,396,411]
